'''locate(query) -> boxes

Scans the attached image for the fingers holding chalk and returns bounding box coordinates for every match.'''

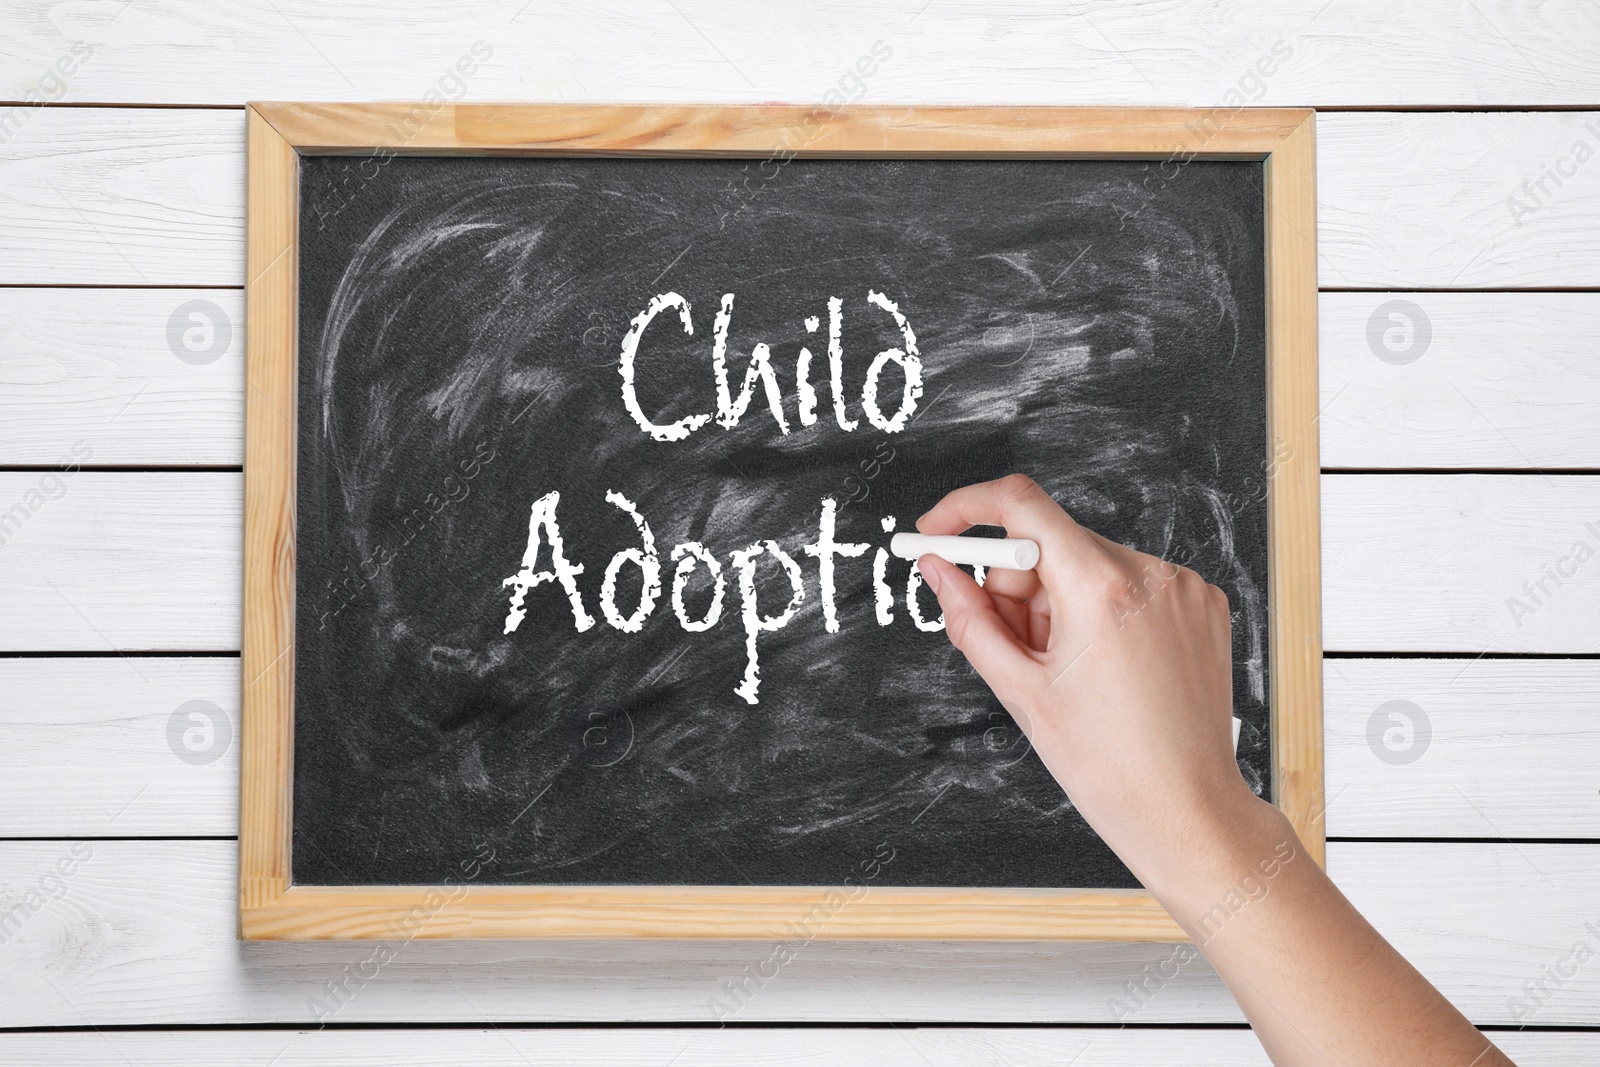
[914,554,1044,690]
[975,563,1042,603]
[890,532,1040,571]
[914,475,1099,582]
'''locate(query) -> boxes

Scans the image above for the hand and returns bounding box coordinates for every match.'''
[915,473,1261,894]
[916,475,1510,1066]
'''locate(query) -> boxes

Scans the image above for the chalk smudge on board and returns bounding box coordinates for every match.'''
[294,157,1269,889]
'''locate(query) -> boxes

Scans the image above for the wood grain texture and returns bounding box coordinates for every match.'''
[0,657,238,837]
[0,1030,1285,1067]
[1324,659,1600,839]
[0,108,242,286]
[9,473,1596,654]
[255,101,1310,154]
[0,0,1590,1049]
[244,887,1184,942]
[4,0,1598,106]
[1262,111,1323,864]
[0,288,244,466]
[1318,111,1600,288]
[1322,475,1600,654]
[0,471,241,651]
[6,290,1596,469]
[241,104,297,922]
[1320,292,1600,470]
[1333,842,1600,1029]
[1,839,1595,1026]
[9,109,1600,288]
[6,657,1596,840]
[4,1027,1576,1066]
[241,103,1317,943]
[0,838,1243,1025]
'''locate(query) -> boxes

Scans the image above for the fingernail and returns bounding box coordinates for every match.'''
[921,558,942,593]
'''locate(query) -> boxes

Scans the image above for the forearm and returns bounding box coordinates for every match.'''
[1141,796,1509,1066]
[916,477,1501,1063]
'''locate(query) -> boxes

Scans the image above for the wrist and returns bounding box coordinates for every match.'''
[1137,790,1298,921]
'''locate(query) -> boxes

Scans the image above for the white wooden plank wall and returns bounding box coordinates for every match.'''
[1,1029,1594,1066]
[2,1,1598,1062]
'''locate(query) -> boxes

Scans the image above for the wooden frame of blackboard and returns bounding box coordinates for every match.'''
[241,104,1322,941]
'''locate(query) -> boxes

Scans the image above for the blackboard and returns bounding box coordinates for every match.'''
[240,104,1322,940]
[293,150,1269,890]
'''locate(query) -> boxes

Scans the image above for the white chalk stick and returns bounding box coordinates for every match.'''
[890,533,1040,571]
[1233,715,1241,753]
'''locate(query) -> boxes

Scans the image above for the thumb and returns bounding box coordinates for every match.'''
[919,555,1043,700]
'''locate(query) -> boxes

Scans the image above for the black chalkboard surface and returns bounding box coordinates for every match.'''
[291,153,1269,891]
